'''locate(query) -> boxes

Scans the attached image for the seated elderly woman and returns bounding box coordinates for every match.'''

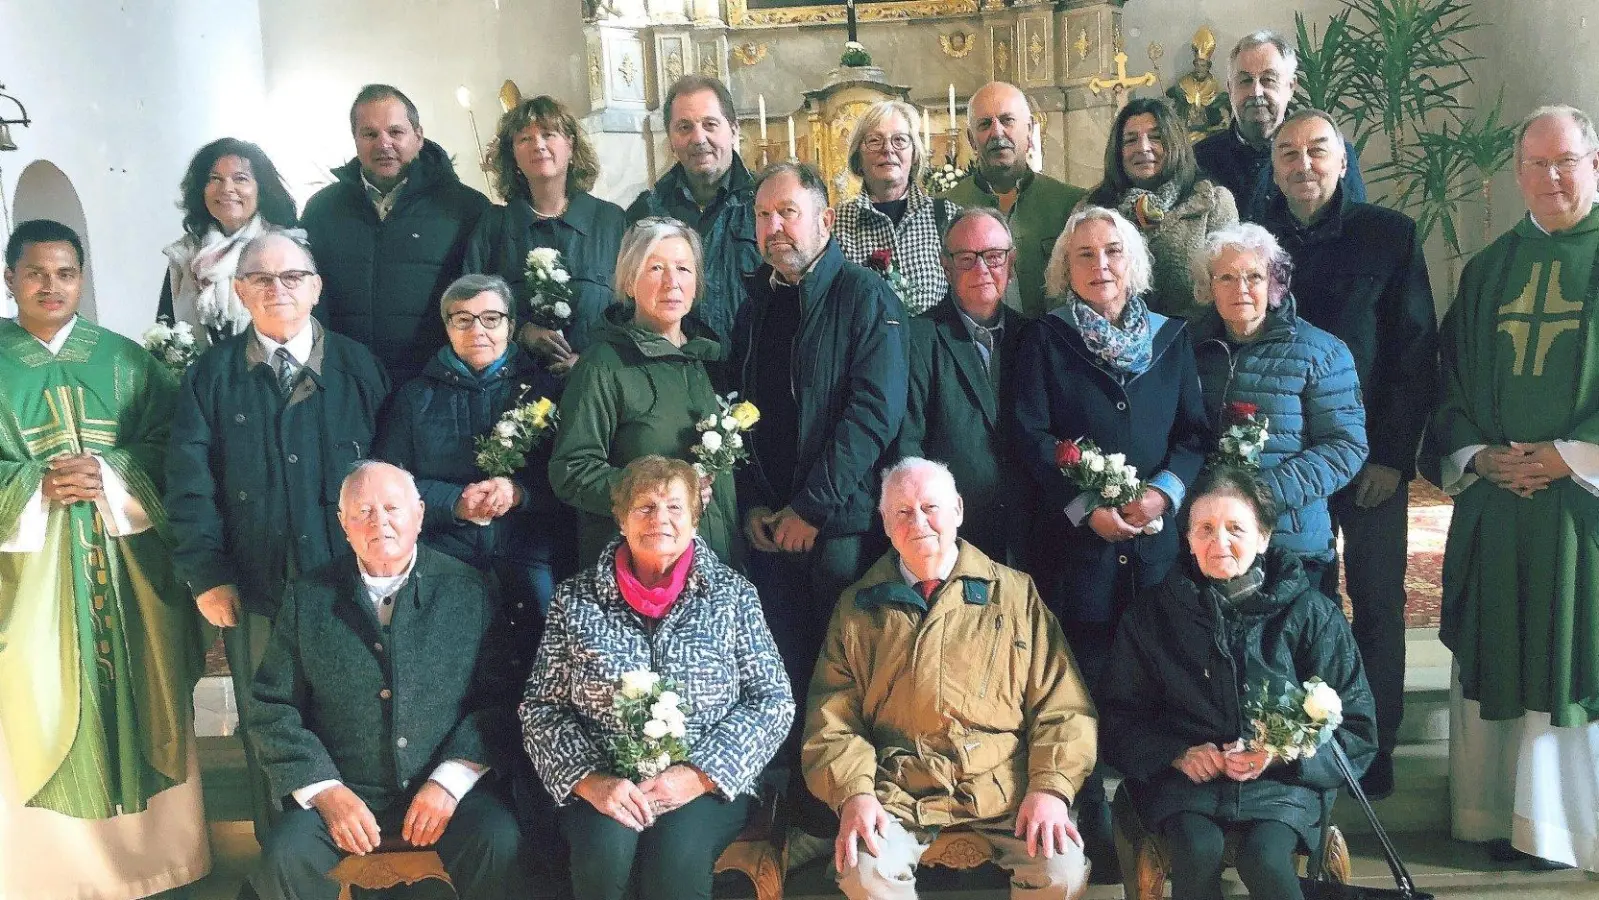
[1188,223,1367,590]
[1081,98,1237,319]
[1008,204,1210,873]
[375,272,564,675]
[520,456,794,900]
[1098,465,1377,900]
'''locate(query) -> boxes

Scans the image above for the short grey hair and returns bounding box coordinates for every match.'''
[237,228,316,274]
[753,160,831,213]
[438,273,514,320]
[1228,30,1299,84]
[1514,104,1599,164]
[1190,222,1294,308]
[1044,206,1154,301]
[878,457,960,518]
[847,100,927,184]
[941,207,1013,254]
[1277,108,1347,146]
[338,459,420,512]
[614,217,706,307]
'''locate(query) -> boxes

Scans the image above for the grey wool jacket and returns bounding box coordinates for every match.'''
[248,545,519,809]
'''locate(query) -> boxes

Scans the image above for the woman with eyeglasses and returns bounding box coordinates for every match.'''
[1187,223,1367,591]
[548,218,738,568]
[374,273,564,674]
[1081,98,1237,319]
[834,99,962,315]
[466,95,626,377]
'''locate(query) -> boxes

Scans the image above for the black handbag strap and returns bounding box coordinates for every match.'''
[1323,740,1421,896]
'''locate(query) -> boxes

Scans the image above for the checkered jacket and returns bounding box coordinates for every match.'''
[835,184,960,315]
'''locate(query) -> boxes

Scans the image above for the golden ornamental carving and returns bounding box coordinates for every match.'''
[700,53,721,78]
[1089,48,1158,96]
[664,49,685,84]
[994,40,1011,76]
[588,52,603,97]
[1074,28,1090,61]
[732,42,768,67]
[939,31,975,59]
[1027,31,1045,71]
[618,53,638,87]
[726,0,977,28]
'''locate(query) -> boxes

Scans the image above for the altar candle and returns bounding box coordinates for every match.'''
[948,84,956,126]
[758,94,768,141]
[922,107,931,152]
[788,116,797,158]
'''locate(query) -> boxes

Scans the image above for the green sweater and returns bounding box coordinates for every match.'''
[942,169,1087,319]
[548,315,737,567]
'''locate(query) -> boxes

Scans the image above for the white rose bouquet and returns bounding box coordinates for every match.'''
[1212,400,1269,470]
[691,392,760,482]
[610,669,692,780]
[523,247,576,330]
[1054,436,1163,534]
[922,160,967,195]
[1241,676,1344,764]
[141,317,201,375]
[474,390,558,477]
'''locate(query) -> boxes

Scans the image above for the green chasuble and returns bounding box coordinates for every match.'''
[1435,207,1599,727]
[0,318,204,816]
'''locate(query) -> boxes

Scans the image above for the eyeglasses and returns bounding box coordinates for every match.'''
[238,270,316,290]
[1520,150,1595,176]
[446,310,510,331]
[862,134,913,152]
[948,248,1013,270]
[1210,271,1269,290]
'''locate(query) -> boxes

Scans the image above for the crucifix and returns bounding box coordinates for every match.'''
[844,0,858,43]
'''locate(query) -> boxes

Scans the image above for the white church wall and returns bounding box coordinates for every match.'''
[0,0,266,336]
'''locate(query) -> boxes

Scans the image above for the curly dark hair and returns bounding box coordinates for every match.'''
[487,96,601,201]
[1184,464,1280,536]
[1086,97,1199,207]
[177,138,298,238]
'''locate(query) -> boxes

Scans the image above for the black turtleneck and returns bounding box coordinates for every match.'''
[752,279,803,500]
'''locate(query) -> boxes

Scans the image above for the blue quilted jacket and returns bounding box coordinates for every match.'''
[1190,296,1368,560]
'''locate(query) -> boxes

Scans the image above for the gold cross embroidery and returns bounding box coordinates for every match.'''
[20,386,118,457]
[1497,260,1586,377]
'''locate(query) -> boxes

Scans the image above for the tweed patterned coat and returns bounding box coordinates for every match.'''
[520,537,793,803]
[1078,179,1238,320]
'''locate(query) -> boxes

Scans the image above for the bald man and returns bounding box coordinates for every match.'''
[941,82,1086,318]
[248,461,525,900]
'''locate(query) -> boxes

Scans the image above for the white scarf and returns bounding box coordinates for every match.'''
[163,215,304,339]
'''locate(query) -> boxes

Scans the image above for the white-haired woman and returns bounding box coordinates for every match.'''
[548,217,737,567]
[834,99,962,314]
[1187,223,1367,596]
[1008,205,1211,877]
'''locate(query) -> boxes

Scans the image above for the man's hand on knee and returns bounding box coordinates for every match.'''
[1015,791,1080,859]
[402,781,459,847]
[835,792,892,872]
[312,784,381,855]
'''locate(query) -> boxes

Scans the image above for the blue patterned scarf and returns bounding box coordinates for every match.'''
[1069,290,1154,376]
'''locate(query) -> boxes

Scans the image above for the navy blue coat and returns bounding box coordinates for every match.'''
[1194,127,1365,222]
[731,240,908,538]
[374,347,565,637]
[166,324,391,618]
[1008,306,1211,624]
[1190,299,1368,560]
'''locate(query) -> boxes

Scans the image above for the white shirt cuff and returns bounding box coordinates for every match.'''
[0,486,47,552]
[428,760,487,800]
[93,456,151,537]
[1554,440,1599,497]
[1441,444,1485,495]
[292,779,343,810]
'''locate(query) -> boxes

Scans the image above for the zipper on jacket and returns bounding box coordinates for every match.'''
[976,615,1004,700]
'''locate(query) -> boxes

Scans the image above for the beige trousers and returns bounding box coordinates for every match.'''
[836,814,1089,900]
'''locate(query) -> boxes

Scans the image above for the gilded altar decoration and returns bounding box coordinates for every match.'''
[498,80,523,113]
[1074,28,1090,61]
[1165,25,1232,141]
[1089,30,1157,97]
[732,42,768,67]
[994,39,1012,77]
[665,50,685,84]
[1028,31,1045,71]
[940,31,975,59]
[699,51,721,78]
[618,53,638,87]
[588,52,603,98]
[726,0,978,28]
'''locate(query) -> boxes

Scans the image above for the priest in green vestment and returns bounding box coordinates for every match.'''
[1433,106,1599,873]
[0,219,208,898]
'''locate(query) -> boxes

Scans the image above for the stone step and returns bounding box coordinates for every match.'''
[1332,739,1451,835]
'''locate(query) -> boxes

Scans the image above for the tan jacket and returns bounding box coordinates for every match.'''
[802,541,1097,827]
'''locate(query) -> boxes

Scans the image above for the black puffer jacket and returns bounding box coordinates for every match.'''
[1098,547,1378,847]
[304,140,490,385]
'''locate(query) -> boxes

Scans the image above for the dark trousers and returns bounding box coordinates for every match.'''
[1063,621,1118,868]
[1163,813,1303,900]
[560,793,752,900]
[249,783,527,900]
[223,611,279,840]
[1328,481,1410,755]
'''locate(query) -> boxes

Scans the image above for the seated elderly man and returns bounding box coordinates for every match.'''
[803,457,1096,899]
[246,460,524,900]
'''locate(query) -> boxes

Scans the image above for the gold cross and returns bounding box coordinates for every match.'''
[1497,260,1586,377]
[1089,49,1157,96]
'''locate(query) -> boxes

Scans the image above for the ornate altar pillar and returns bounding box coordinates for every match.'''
[799,69,910,203]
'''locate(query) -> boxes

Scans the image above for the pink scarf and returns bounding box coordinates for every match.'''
[615,543,695,619]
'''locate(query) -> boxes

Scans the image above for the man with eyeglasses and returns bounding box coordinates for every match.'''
[1259,108,1438,800]
[626,74,761,343]
[166,229,391,840]
[1193,31,1365,220]
[942,82,1084,319]
[897,208,1025,562]
[1433,104,1599,873]
[835,100,962,315]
